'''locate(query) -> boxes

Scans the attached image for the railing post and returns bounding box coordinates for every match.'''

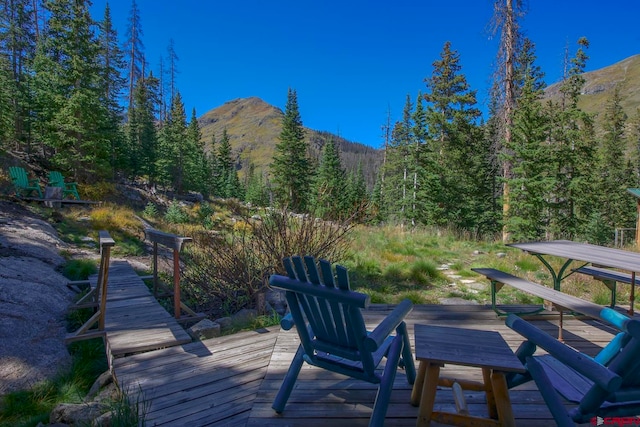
[144,229,192,320]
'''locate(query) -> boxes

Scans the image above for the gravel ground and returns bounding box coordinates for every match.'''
[0,201,75,395]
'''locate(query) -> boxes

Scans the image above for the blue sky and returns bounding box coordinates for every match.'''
[89,0,640,148]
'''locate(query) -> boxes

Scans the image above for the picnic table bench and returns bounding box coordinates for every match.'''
[573,266,636,308]
[472,267,627,340]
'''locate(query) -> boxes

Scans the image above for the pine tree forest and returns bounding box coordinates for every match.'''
[1,0,638,242]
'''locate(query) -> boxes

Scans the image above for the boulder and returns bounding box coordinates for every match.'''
[188,318,221,340]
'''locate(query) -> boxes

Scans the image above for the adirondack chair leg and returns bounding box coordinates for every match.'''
[506,340,535,388]
[272,345,305,413]
[398,322,416,384]
[370,335,403,427]
[525,356,576,427]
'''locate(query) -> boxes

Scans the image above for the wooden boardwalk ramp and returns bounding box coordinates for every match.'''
[108,304,613,426]
[103,260,191,357]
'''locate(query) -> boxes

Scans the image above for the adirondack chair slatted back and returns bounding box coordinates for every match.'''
[270,256,416,427]
[48,171,80,200]
[9,166,42,198]
[282,256,372,365]
[507,312,640,424]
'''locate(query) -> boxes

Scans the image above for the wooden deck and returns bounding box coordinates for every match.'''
[101,260,191,358]
[108,301,616,426]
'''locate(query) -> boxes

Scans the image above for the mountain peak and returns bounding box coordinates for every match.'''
[198,97,381,188]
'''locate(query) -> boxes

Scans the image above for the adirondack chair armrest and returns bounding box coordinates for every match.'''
[506,314,622,393]
[365,299,413,352]
[280,312,295,330]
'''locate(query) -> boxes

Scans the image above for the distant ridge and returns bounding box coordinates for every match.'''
[198,97,382,188]
[545,54,640,120]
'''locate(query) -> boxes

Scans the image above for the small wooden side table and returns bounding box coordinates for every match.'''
[411,324,525,427]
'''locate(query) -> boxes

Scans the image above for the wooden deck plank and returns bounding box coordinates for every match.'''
[96,259,192,356]
[108,304,609,426]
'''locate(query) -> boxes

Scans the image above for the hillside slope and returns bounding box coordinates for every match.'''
[198,97,382,188]
[545,54,640,120]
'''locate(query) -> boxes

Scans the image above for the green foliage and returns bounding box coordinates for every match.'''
[0,339,108,427]
[408,260,441,285]
[271,88,311,212]
[142,202,159,218]
[31,0,114,182]
[62,259,97,281]
[164,200,189,224]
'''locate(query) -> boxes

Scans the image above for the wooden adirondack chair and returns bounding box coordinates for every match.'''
[48,171,80,200]
[8,166,43,198]
[505,311,640,426]
[269,256,416,427]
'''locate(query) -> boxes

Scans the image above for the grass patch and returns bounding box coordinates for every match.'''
[61,259,97,281]
[0,339,108,427]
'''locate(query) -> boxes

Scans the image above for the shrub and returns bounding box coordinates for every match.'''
[142,202,158,218]
[181,209,356,317]
[62,259,97,281]
[164,200,189,224]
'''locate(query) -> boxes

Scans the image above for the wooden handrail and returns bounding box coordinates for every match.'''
[144,228,196,320]
[66,230,115,343]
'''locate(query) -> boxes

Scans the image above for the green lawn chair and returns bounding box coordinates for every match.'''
[48,171,80,200]
[9,166,43,198]
[269,256,416,427]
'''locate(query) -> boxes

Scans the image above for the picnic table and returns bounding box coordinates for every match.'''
[508,240,640,315]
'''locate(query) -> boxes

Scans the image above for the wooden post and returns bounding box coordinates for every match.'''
[144,229,192,320]
[173,247,180,319]
[636,199,640,248]
[44,186,62,208]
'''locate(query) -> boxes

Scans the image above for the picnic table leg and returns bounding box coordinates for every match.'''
[416,362,440,427]
[630,272,636,316]
[411,360,427,406]
[558,311,564,342]
[490,370,517,427]
[482,367,498,419]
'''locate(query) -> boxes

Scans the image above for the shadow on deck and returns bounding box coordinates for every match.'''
[111,304,612,426]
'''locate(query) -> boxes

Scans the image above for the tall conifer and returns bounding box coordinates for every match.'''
[271,88,310,212]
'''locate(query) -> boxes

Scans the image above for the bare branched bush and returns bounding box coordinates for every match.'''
[180,208,356,317]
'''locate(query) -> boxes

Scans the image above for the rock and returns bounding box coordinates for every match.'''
[188,318,221,340]
[214,316,233,331]
[496,252,507,258]
[85,371,114,402]
[232,308,258,326]
[0,201,74,395]
[49,402,106,425]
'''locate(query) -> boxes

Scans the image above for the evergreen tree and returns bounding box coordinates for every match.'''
[423,41,484,229]
[185,107,208,194]
[344,162,368,220]
[0,56,13,147]
[271,88,310,212]
[32,0,110,180]
[548,37,595,238]
[127,73,159,182]
[244,163,269,206]
[157,91,188,191]
[97,3,126,177]
[310,138,345,219]
[0,0,37,150]
[593,85,635,241]
[215,128,241,198]
[124,0,145,109]
[503,39,551,240]
[381,95,413,225]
